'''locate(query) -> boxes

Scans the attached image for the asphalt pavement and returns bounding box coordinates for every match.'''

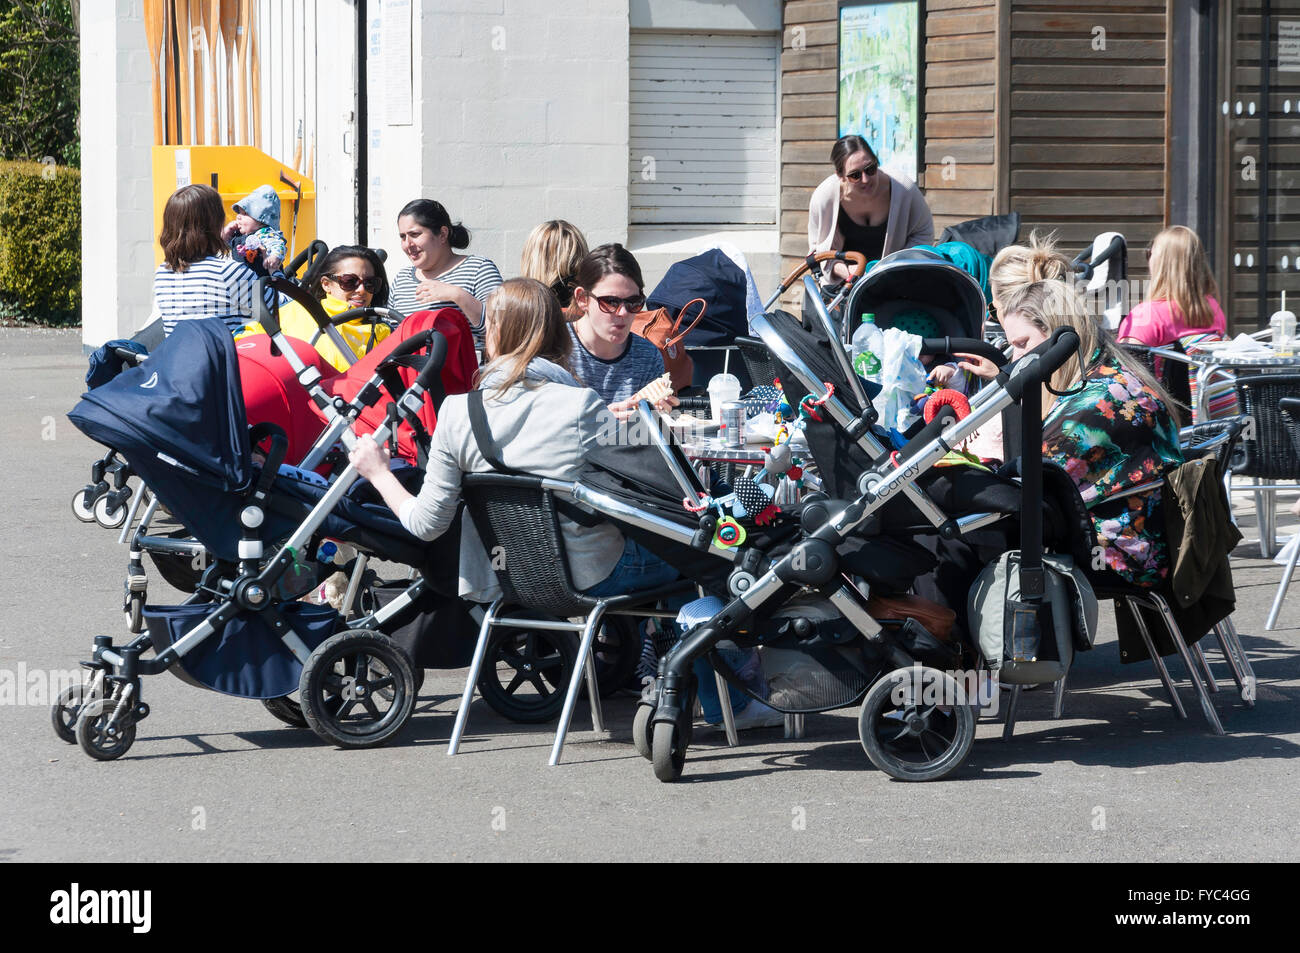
[1,326,1296,862]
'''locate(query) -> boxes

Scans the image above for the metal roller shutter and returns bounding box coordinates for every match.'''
[630,31,779,226]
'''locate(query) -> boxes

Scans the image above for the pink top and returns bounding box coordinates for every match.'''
[1118,296,1227,347]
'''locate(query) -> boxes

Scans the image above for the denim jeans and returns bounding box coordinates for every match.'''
[583,537,751,721]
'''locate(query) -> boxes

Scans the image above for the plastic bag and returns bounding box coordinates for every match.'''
[871,328,929,432]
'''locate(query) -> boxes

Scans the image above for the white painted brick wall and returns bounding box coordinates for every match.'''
[81,0,155,347]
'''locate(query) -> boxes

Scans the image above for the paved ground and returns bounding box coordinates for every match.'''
[1,326,1297,862]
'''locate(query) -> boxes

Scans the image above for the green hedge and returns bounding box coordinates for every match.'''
[0,161,81,325]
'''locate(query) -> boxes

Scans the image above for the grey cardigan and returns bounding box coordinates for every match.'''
[807,170,934,259]
[398,380,626,604]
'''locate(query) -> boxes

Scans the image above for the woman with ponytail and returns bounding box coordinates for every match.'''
[519,219,589,321]
[390,199,503,343]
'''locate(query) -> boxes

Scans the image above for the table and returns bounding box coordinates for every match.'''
[680,437,808,504]
[1177,347,1300,420]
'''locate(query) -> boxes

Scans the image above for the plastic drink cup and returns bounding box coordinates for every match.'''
[708,373,741,422]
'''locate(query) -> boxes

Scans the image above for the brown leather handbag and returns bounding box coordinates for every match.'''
[632,297,706,393]
[866,592,957,642]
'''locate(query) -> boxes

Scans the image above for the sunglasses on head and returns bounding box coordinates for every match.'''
[327,273,381,293]
[845,162,879,181]
[586,292,646,314]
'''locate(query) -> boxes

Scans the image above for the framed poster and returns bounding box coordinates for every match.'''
[837,1,922,182]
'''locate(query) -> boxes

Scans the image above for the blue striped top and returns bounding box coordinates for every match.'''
[153,255,276,337]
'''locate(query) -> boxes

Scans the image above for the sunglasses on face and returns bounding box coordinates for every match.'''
[586,292,646,314]
[844,163,879,181]
[327,273,381,293]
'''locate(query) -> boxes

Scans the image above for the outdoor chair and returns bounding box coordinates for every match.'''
[1120,342,1194,419]
[446,472,697,765]
[1265,397,1300,629]
[736,335,781,389]
[1225,374,1300,557]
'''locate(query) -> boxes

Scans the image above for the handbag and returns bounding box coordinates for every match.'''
[632,297,707,393]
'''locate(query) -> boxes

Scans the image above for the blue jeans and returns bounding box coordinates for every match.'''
[583,538,751,721]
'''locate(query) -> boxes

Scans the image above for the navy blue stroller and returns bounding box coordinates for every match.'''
[56,318,470,758]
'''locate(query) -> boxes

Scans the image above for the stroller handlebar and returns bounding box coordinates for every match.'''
[920,336,1006,366]
[1072,234,1125,281]
[331,306,404,329]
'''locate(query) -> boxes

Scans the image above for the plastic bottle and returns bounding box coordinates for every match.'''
[851,313,884,386]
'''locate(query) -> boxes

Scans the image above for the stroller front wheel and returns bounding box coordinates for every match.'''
[859,666,974,782]
[633,702,654,760]
[299,630,416,748]
[262,695,308,728]
[651,719,689,782]
[93,494,127,529]
[71,488,96,523]
[75,698,138,761]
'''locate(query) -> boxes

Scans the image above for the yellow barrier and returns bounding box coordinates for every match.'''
[151,145,316,266]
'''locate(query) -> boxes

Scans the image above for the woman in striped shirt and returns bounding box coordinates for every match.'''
[389,199,502,343]
[153,184,274,337]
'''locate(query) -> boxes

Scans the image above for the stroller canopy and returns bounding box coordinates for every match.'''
[843,248,988,341]
[71,319,251,492]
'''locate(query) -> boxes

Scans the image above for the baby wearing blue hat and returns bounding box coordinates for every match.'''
[221,185,288,276]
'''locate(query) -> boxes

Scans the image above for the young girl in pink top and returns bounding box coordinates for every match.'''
[1119,225,1226,347]
[1119,225,1231,419]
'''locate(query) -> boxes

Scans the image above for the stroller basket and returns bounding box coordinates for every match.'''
[143,601,339,699]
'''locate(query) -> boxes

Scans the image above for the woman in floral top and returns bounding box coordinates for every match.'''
[958,279,1183,587]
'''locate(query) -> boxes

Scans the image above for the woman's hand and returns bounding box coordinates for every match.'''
[414,279,464,305]
[954,352,1000,380]
[349,435,391,480]
[608,394,679,420]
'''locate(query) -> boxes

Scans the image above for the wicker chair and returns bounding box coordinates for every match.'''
[447,472,695,765]
[1265,397,1300,629]
[1227,374,1300,557]
[1120,342,1193,418]
[736,336,781,389]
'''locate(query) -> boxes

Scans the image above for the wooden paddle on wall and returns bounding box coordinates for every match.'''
[174,0,192,144]
[144,0,165,144]
[248,0,262,149]
[200,0,219,145]
[232,0,249,145]
[162,0,177,143]
[219,0,239,145]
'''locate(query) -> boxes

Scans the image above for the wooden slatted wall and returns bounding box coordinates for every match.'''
[924,0,999,231]
[1006,0,1168,280]
[1222,1,1300,330]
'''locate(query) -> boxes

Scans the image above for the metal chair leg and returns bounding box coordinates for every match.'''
[1127,597,1187,719]
[1212,623,1245,695]
[1001,684,1022,740]
[1052,672,1067,719]
[1219,617,1257,706]
[1145,593,1225,735]
[1192,642,1219,693]
[550,604,608,766]
[1266,533,1300,630]
[448,598,504,756]
[1254,479,1270,558]
[784,712,805,739]
[716,670,739,747]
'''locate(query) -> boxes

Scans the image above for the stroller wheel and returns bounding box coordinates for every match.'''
[75,698,137,761]
[858,666,974,782]
[93,494,127,529]
[477,628,576,724]
[299,630,416,748]
[651,719,690,782]
[262,695,308,728]
[52,683,103,744]
[632,702,654,761]
[71,488,96,523]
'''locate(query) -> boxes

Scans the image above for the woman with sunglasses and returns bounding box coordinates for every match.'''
[807,135,934,284]
[240,245,391,371]
[569,244,677,420]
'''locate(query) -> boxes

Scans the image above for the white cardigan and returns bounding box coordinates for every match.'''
[807,170,935,259]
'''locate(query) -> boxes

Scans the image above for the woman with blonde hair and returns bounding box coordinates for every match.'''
[519,219,589,317]
[1118,225,1226,348]
[988,230,1074,312]
[959,278,1183,586]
